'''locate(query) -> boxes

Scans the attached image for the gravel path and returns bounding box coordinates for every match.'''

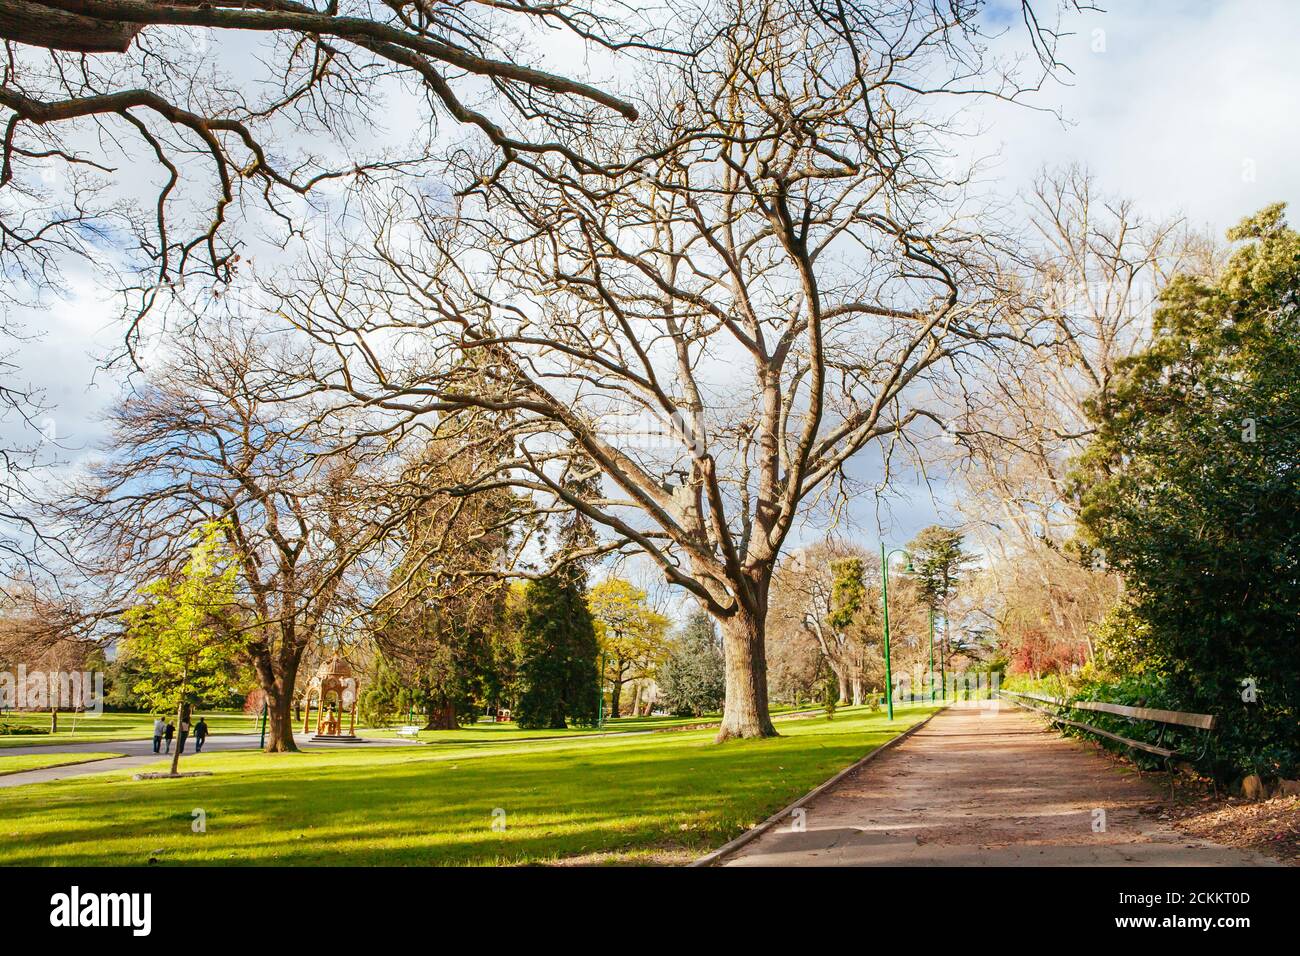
[722,705,1278,866]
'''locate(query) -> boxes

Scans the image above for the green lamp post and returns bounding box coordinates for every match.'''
[597,651,607,727]
[928,609,936,702]
[879,545,913,721]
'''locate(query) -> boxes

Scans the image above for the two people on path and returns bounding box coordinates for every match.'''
[152,717,165,754]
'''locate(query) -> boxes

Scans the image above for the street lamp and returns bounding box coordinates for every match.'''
[879,545,913,721]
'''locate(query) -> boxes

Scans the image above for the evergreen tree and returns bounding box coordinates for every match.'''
[515,569,601,729]
[657,609,726,717]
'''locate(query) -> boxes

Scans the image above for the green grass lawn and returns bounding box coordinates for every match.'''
[0,710,258,748]
[364,703,878,744]
[0,704,935,866]
[0,752,125,775]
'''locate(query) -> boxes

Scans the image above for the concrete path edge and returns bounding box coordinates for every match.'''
[689,708,944,867]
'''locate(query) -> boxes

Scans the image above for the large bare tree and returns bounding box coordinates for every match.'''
[266,0,1058,739]
[57,320,392,750]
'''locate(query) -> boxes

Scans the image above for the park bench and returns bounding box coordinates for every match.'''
[396,725,422,738]
[997,689,1217,775]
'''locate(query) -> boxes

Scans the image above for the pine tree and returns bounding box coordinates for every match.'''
[515,569,601,729]
[657,609,726,717]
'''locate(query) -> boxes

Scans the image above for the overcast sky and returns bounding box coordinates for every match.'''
[12,1,1300,562]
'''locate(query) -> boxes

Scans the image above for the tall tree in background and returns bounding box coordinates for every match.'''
[371,417,517,729]
[515,569,600,730]
[588,577,670,718]
[907,526,975,676]
[769,544,880,705]
[1073,204,1300,779]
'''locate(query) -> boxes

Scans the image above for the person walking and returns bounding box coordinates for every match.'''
[152,716,165,754]
[163,720,175,753]
[194,717,209,753]
[177,717,191,754]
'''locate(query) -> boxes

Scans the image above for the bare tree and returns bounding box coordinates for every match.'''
[945,166,1212,667]
[56,320,392,750]
[0,0,668,349]
[267,0,1059,738]
[769,542,877,705]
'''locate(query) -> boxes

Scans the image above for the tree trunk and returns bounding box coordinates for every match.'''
[49,708,57,734]
[716,612,777,741]
[631,682,642,717]
[837,673,849,705]
[263,685,299,752]
[609,678,623,719]
[169,700,187,776]
[851,678,863,707]
[423,701,457,730]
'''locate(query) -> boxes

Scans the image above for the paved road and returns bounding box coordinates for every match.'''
[0,733,417,789]
[723,706,1277,866]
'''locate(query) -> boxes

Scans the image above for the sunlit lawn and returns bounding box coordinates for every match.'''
[366,702,881,744]
[0,704,934,866]
[0,752,124,775]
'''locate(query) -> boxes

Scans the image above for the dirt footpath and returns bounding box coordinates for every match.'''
[722,706,1278,866]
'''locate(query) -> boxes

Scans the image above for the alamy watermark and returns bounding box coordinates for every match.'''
[0,666,105,713]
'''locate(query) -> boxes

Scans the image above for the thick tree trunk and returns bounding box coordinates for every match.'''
[609,678,623,719]
[837,674,849,705]
[263,685,299,752]
[423,701,457,730]
[851,678,863,707]
[631,682,642,717]
[716,612,777,741]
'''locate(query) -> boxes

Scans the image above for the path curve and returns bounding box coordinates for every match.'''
[722,706,1277,866]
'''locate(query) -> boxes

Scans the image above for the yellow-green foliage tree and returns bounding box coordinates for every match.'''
[587,578,671,718]
[123,522,245,775]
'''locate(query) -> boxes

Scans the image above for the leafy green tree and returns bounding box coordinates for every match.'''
[1072,203,1300,779]
[588,578,671,717]
[122,522,245,774]
[657,609,726,718]
[515,569,601,729]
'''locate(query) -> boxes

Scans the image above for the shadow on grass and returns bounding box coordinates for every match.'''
[1,710,933,865]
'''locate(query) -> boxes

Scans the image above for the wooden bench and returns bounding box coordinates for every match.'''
[396,725,422,738]
[998,690,1217,772]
